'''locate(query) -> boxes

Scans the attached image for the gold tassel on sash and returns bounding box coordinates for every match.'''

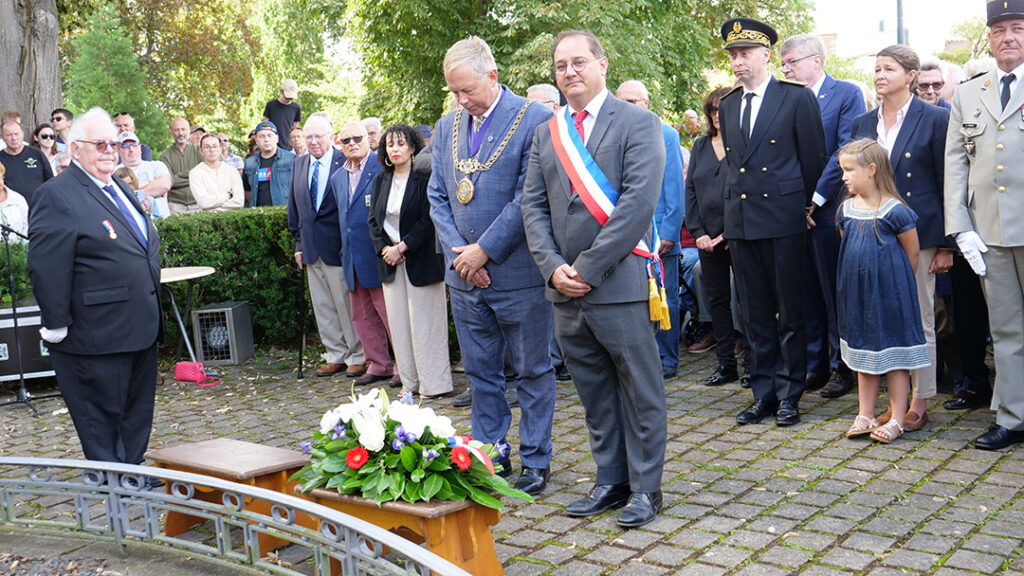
[648,278,661,322]
[659,286,671,330]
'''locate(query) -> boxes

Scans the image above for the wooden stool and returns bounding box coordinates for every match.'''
[304,487,502,575]
[145,438,313,553]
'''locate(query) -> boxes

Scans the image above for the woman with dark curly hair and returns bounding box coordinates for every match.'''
[367,124,452,400]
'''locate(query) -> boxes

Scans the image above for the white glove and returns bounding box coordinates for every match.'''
[956,231,989,276]
[40,326,67,343]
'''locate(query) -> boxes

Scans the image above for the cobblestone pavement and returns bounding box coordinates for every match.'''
[2,346,1022,576]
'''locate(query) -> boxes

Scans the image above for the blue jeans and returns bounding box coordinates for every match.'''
[655,254,681,369]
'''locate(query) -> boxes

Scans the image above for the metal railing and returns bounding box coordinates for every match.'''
[0,457,471,576]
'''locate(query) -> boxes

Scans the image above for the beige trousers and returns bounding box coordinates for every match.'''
[307,258,363,366]
[381,264,452,396]
[911,247,937,399]
[981,245,1024,430]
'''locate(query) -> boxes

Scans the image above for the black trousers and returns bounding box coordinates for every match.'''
[699,243,741,370]
[51,343,159,463]
[950,252,991,397]
[731,234,806,404]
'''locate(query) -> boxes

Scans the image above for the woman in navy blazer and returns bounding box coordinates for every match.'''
[848,44,952,432]
[367,124,452,399]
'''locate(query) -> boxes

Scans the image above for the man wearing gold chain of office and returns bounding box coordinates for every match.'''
[427,36,556,496]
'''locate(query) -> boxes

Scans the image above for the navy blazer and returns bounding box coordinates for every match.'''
[428,86,554,291]
[332,151,384,289]
[368,169,444,286]
[287,148,346,266]
[849,97,950,249]
[812,74,867,226]
[656,123,685,256]
[28,163,163,355]
[719,77,828,240]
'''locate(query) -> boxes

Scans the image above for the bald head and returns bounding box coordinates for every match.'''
[170,117,189,146]
[616,80,650,109]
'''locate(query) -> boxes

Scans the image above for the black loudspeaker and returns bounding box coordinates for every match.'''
[0,305,55,381]
[191,302,254,366]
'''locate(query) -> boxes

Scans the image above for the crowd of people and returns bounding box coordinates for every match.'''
[9,0,1024,530]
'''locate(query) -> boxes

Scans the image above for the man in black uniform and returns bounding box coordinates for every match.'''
[717,18,827,426]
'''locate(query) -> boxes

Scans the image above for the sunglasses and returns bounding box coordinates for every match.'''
[218,138,229,143]
[76,139,120,153]
[38,133,55,140]
[340,135,364,145]
[51,117,65,123]
[919,82,945,92]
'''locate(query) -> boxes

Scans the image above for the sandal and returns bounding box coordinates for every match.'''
[904,410,928,432]
[876,407,892,425]
[846,415,880,438]
[870,420,904,444]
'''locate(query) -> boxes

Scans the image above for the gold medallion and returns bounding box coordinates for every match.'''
[456,177,474,204]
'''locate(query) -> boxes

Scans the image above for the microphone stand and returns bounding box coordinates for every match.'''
[0,221,61,416]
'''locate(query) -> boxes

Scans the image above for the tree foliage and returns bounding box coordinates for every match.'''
[344,0,813,125]
[938,17,989,65]
[64,4,165,147]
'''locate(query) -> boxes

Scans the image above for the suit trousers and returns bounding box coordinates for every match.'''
[731,234,807,404]
[349,272,393,377]
[980,245,1024,430]
[449,285,555,468]
[307,258,363,366]
[555,299,666,492]
[911,247,938,400]
[655,254,681,369]
[804,223,847,375]
[699,244,741,370]
[381,265,453,396]
[51,344,158,463]
[950,253,991,396]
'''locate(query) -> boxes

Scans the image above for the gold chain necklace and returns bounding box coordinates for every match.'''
[450,101,532,204]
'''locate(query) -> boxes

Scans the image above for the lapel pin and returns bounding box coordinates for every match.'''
[985,80,992,88]
[101,220,117,240]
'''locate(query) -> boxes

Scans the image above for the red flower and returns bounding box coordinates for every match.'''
[346,447,369,470]
[450,446,472,470]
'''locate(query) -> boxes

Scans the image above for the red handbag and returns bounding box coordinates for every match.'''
[174,361,220,387]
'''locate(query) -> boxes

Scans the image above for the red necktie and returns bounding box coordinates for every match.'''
[573,110,588,141]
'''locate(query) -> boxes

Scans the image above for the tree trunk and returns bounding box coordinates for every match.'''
[0,0,62,129]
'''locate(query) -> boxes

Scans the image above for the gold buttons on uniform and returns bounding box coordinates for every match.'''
[739,168,746,173]
[770,140,776,144]
[999,124,1006,130]
[763,193,769,198]
[905,152,911,158]
[906,172,912,178]
[998,165,1005,172]
[906,192,912,197]
[761,167,767,172]
[740,194,747,199]
[999,186,1007,192]
[998,144,1005,150]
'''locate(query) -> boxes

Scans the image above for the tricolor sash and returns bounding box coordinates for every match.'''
[548,107,670,328]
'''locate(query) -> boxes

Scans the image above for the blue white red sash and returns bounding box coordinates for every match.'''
[548,108,661,276]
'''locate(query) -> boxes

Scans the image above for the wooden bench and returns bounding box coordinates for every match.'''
[145,438,313,553]
[304,487,502,575]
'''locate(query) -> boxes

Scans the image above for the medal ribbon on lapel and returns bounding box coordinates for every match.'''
[548,108,671,328]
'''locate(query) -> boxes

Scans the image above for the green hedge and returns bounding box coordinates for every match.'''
[156,207,306,345]
[0,242,32,307]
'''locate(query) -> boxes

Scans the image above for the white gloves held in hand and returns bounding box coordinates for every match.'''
[956,231,988,276]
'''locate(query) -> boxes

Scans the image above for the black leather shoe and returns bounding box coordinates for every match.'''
[493,455,513,478]
[820,370,853,398]
[617,491,663,528]
[974,425,1024,450]
[944,395,990,411]
[736,399,778,425]
[704,365,738,386]
[776,400,801,427]
[514,467,549,495]
[740,374,751,388]
[452,390,472,408]
[662,365,677,379]
[805,371,828,391]
[555,367,572,381]
[565,483,631,517]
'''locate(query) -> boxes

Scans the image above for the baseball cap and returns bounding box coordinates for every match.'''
[254,121,278,134]
[281,79,299,99]
[118,131,139,143]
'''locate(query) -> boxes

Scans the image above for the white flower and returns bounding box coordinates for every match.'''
[387,401,431,439]
[352,410,386,451]
[319,408,343,435]
[427,414,456,439]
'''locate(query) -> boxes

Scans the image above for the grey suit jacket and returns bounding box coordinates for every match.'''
[945,69,1024,247]
[522,93,665,304]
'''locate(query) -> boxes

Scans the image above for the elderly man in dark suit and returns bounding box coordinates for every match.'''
[522,30,667,528]
[287,112,364,378]
[428,36,555,496]
[779,33,866,398]
[331,121,391,386]
[28,107,162,467]
[718,18,827,427]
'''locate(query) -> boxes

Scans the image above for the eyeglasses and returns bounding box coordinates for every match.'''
[781,54,816,70]
[121,142,139,149]
[919,82,945,92]
[38,133,55,140]
[218,138,229,143]
[340,135,364,145]
[75,139,120,153]
[554,58,597,75]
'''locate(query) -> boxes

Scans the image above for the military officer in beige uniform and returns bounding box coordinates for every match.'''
[946,0,1024,450]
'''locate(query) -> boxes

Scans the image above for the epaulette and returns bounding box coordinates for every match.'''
[778,78,807,86]
[964,71,989,84]
[723,85,743,98]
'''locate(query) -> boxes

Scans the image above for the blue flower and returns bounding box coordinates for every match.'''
[421,448,439,462]
[401,393,416,405]
[495,440,510,458]
[394,425,417,445]
[392,438,405,450]
[300,440,313,455]
[331,424,347,441]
